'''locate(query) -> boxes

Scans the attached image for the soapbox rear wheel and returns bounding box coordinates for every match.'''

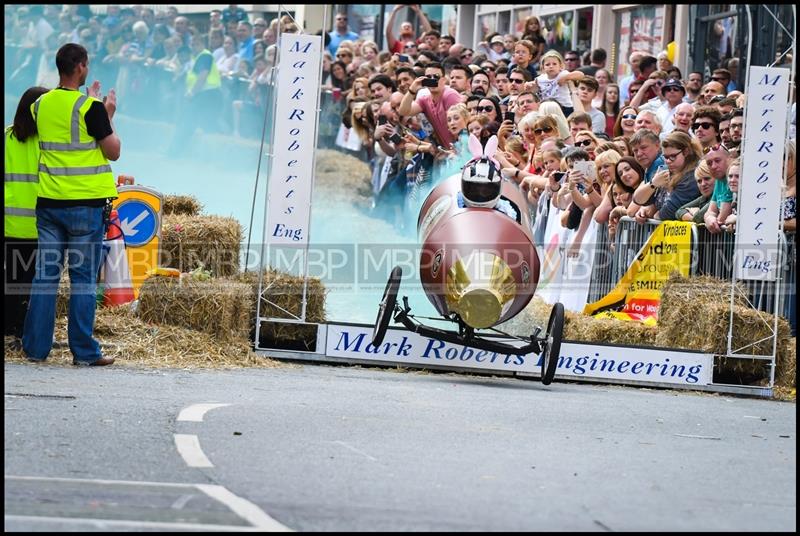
[540,302,564,385]
[372,266,403,347]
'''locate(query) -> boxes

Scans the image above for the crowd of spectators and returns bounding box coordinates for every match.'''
[5,4,300,138]
[5,4,795,245]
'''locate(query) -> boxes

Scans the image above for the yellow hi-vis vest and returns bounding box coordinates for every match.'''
[186,49,222,93]
[32,89,117,201]
[4,126,40,238]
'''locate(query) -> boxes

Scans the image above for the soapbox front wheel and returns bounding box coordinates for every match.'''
[540,302,564,385]
[372,266,403,347]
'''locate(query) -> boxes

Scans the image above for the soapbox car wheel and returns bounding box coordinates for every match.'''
[540,302,564,385]
[372,266,403,347]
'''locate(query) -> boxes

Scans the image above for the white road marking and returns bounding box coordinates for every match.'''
[4,514,262,532]
[174,434,214,467]
[332,440,378,461]
[5,475,292,531]
[170,493,195,510]
[197,484,293,532]
[177,403,231,422]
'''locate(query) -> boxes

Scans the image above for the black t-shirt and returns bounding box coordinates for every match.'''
[38,89,115,208]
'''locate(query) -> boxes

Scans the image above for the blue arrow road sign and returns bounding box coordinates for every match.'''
[116,199,158,247]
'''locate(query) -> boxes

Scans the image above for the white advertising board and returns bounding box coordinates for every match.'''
[735,66,790,281]
[326,324,713,386]
[265,34,322,246]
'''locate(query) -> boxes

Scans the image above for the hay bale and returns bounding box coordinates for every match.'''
[314,148,373,208]
[163,194,203,216]
[234,269,327,349]
[499,297,656,347]
[5,306,278,369]
[656,273,794,385]
[137,275,253,341]
[161,214,242,277]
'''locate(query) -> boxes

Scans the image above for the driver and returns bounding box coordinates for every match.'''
[458,156,519,221]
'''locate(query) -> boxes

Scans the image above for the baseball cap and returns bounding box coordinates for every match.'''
[490,35,505,45]
[662,78,685,95]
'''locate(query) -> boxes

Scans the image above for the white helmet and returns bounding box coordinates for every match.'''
[461,134,501,208]
[461,157,501,208]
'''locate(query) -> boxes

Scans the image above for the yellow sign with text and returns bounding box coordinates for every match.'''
[112,186,163,299]
[583,221,694,325]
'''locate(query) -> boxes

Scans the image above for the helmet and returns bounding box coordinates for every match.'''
[461,157,501,208]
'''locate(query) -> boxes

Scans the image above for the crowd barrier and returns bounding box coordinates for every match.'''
[584,216,795,322]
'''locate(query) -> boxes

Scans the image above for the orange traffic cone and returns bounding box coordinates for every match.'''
[103,209,135,307]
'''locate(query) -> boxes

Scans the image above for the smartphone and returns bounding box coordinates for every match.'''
[552,171,566,183]
[574,160,597,183]
[388,132,402,144]
[504,111,516,122]
[397,54,410,63]
[656,164,669,174]
[377,115,387,125]
[421,77,438,88]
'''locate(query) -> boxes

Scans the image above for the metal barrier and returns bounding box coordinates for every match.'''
[586,222,614,303]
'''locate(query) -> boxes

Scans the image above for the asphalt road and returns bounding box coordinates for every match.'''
[4,362,796,531]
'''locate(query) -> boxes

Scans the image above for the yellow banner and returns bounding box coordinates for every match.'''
[583,221,694,324]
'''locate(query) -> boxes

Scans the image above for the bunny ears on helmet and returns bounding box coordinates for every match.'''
[465,133,500,170]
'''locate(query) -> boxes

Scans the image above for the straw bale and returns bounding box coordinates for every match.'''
[163,194,203,216]
[4,306,280,369]
[499,297,656,347]
[161,214,242,277]
[234,269,327,349]
[314,149,373,208]
[137,275,253,341]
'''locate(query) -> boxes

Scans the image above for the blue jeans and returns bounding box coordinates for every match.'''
[23,205,105,362]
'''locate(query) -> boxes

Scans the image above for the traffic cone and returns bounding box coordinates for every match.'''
[103,209,135,307]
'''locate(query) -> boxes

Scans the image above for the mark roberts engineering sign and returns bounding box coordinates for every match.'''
[326,324,713,386]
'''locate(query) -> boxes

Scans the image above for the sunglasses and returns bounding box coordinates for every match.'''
[533,126,553,135]
[461,53,472,59]
[664,86,682,92]
[621,114,637,120]
[509,78,525,84]
[693,122,715,130]
[574,139,594,148]
[711,77,724,82]
[476,105,494,113]
[703,143,729,154]
[336,53,351,58]
[425,74,441,82]
[565,57,579,62]
[662,151,682,162]
[481,65,496,72]
[405,43,417,49]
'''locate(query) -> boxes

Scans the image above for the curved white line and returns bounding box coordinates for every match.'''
[174,434,213,468]
[197,484,293,532]
[177,403,231,422]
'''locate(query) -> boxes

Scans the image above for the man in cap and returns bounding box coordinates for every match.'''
[657,78,686,136]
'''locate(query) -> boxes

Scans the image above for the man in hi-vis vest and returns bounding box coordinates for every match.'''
[4,86,49,341]
[169,31,223,155]
[23,43,121,367]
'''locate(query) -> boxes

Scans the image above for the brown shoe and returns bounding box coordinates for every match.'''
[73,356,115,367]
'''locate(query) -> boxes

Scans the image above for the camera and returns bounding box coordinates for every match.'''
[397,54,410,63]
[421,77,438,88]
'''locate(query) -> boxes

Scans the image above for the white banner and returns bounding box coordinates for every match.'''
[326,324,713,386]
[266,34,322,246]
[735,66,790,281]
